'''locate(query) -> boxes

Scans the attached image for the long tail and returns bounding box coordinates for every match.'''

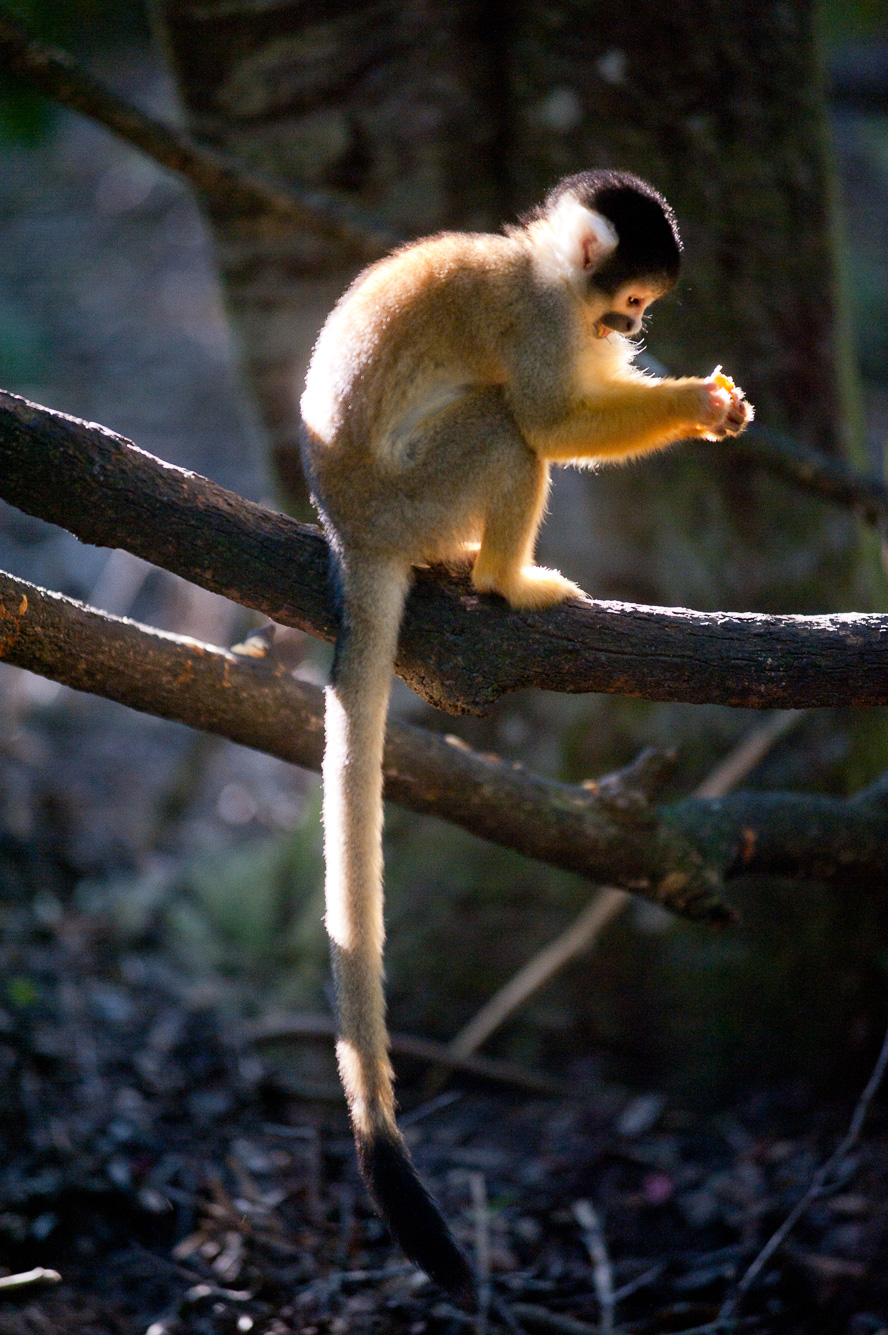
[323,548,475,1303]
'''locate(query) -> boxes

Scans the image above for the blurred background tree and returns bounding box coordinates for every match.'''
[0,0,887,1101]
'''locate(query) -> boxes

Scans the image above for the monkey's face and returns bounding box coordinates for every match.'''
[589,279,665,338]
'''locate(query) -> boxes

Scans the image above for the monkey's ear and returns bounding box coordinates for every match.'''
[546,192,618,277]
[535,192,618,285]
[578,210,619,270]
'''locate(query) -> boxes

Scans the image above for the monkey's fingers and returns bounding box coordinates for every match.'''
[708,396,754,438]
[724,394,754,434]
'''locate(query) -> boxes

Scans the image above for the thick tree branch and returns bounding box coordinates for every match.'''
[2,568,888,910]
[0,13,396,260]
[3,389,888,717]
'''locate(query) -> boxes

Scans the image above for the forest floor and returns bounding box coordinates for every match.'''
[1,899,888,1335]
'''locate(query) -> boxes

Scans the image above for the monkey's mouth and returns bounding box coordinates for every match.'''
[594,319,644,341]
[597,312,642,336]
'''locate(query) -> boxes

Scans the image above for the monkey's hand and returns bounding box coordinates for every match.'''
[695,371,754,440]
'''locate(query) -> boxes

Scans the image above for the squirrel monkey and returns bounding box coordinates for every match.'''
[300,169,753,1298]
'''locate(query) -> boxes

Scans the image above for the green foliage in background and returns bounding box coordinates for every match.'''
[0,0,148,46]
[0,296,51,382]
[820,0,887,44]
[0,0,148,144]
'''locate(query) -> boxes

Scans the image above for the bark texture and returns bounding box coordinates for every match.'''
[3,566,887,911]
[153,0,504,504]
[2,389,887,717]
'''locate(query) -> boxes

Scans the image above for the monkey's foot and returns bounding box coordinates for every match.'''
[474,564,585,610]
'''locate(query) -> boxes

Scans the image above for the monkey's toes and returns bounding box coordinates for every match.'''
[504,567,585,610]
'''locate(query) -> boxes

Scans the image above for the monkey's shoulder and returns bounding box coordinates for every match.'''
[332,231,529,334]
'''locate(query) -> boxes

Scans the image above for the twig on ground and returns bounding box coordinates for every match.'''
[470,1173,491,1335]
[667,1321,747,1335]
[719,1017,888,1319]
[610,1262,666,1301]
[244,1012,568,1097]
[0,1268,61,1292]
[572,1200,615,1335]
[491,1293,525,1334]
[508,1304,600,1334]
[0,14,397,259]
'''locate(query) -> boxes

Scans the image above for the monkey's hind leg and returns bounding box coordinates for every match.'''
[472,450,584,610]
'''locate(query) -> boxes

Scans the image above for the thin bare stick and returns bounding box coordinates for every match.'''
[668,1322,745,1335]
[445,708,805,1065]
[720,1018,888,1319]
[0,14,396,259]
[244,1012,568,1097]
[691,711,803,800]
[508,1304,600,1334]
[572,1200,616,1335]
[448,891,629,1061]
[0,1268,61,1291]
[470,1173,491,1335]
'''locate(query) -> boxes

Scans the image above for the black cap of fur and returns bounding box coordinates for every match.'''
[356,1128,476,1304]
[548,169,682,295]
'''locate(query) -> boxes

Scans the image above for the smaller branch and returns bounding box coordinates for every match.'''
[0,567,731,919]
[572,1200,616,1335]
[720,1018,888,1319]
[5,562,888,905]
[0,13,397,259]
[734,425,888,531]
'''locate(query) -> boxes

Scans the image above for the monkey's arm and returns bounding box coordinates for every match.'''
[515,376,750,464]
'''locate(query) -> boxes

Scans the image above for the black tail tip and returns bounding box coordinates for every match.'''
[357,1129,476,1306]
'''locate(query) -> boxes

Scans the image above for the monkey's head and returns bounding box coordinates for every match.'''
[538,170,682,336]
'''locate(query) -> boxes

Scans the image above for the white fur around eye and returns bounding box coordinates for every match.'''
[536,193,618,286]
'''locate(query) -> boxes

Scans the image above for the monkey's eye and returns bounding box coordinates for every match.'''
[627,296,642,307]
